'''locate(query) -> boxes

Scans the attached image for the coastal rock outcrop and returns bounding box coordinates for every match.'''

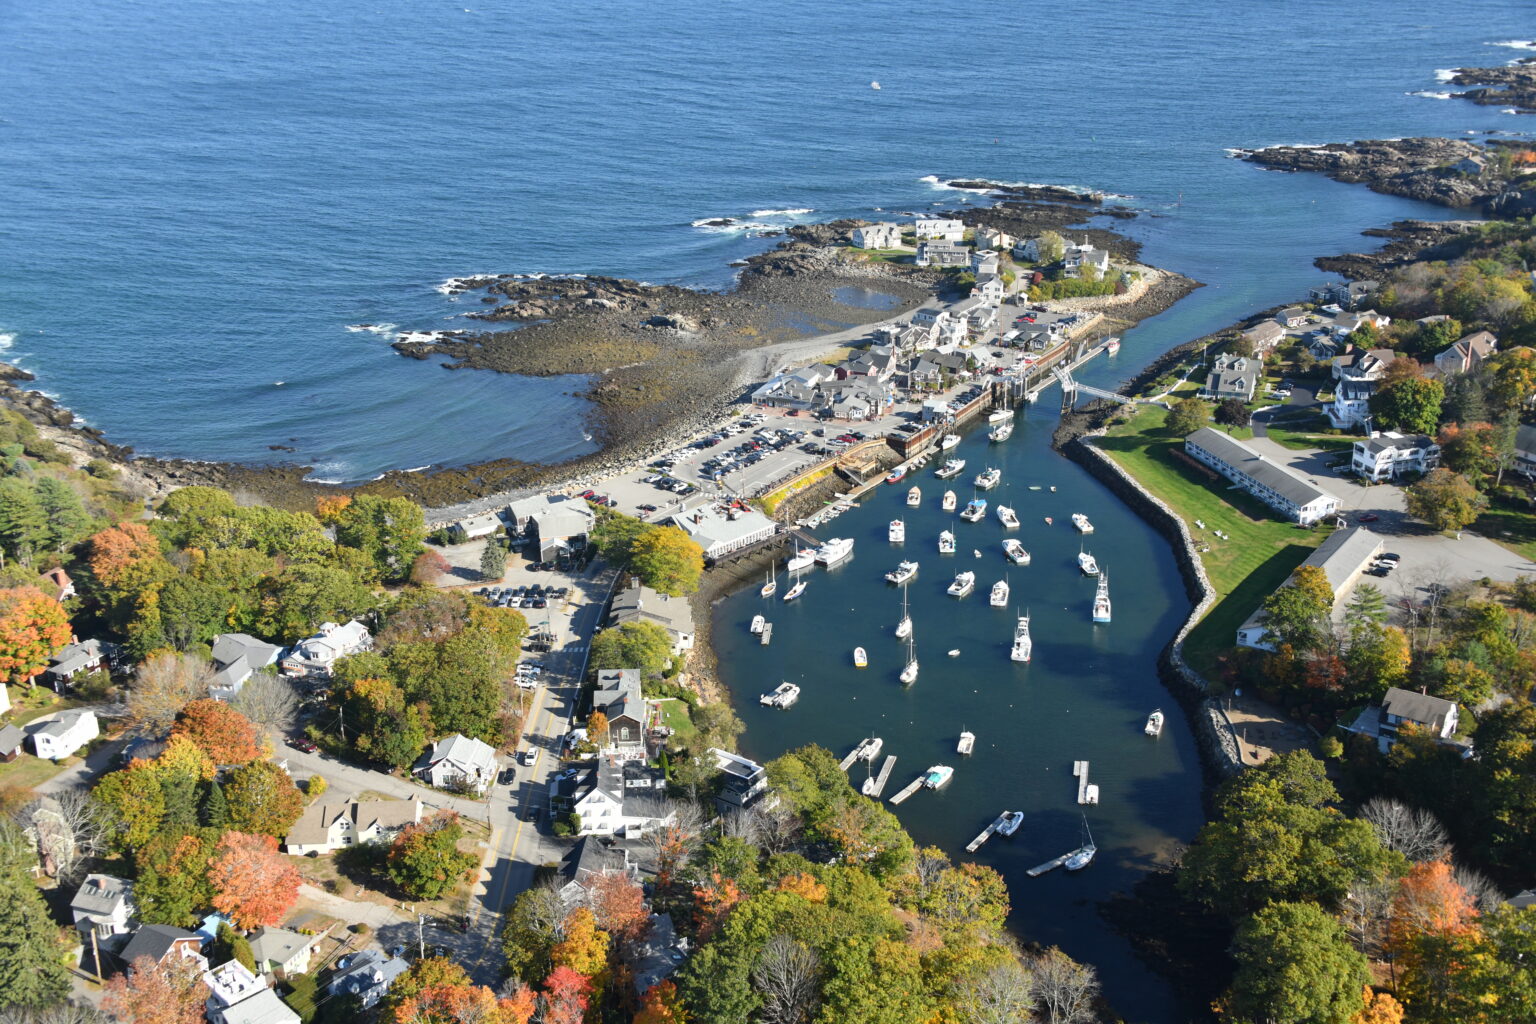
[945,179,1104,204]
[1240,137,1493,207]
[1449,58,1536,114]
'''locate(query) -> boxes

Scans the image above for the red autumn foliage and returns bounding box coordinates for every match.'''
[172,699,262,765]
[0,585,72,684]
[541,967,591,1024]
[101,955,209,1024]
[207,832,300,930]
[583,870,649,941]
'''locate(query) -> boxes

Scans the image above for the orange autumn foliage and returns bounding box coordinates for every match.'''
[633,980,688,1024]
[315,494,352,525]
[88,521,166,593]
[0,585,72,684]
[172,699,262,765]
[102,955,209,1024]
[392,983,534,1024]
[207,832,300,930]
[550,907,609,977]
[775,872,828,903]
[692,871,743,942]
[1389,858,1480,956]
[1351,987,1405,1024]
[584,870,648,940]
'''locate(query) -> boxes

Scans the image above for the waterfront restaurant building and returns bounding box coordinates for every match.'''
[1184,427,1341,526]
[668,504,776,561]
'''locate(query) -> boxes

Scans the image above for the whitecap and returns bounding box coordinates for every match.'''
[750,208,813,217]
[1435,68,1460,82]
[1407,90,1453,100]
[395,330,448,344]
[0,332,15,351]
[1486,40,1536,51]
[691,216,736,228]
[1503,108,1521,115]
[400,465,431,473]
[345,323,399,336]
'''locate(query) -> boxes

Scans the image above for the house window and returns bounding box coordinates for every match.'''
[620,727,632,740]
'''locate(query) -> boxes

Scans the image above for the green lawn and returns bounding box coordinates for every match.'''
[1474,498,1536,562]
[1097,405,1327,679]
[654,698,697,741]
[0,752,70,793]
[1265,426,1355,454]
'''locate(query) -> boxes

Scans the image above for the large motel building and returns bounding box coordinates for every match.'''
[1183,427,1342,527]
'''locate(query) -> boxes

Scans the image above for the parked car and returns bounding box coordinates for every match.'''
[1357,513,1379,523]
[292,738,318,753]
[518,750,537,767]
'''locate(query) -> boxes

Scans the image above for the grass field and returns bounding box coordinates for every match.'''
[0,752,69,794]
[1265,425,1356,454]
[655,698,697,741]
[1097,405,1326,679]
[1475,498,1536,563]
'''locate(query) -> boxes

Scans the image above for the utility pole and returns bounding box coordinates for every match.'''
[417,911,425,960]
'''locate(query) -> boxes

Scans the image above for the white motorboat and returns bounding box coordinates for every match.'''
[922,764,954,788]
[885,560,918,585]
[990,578,1010,607]
[997,505,1020,529]
[1071,513,1094,534]
[1092,571,1111,623]
[815,537,854,566]
[996,811,1024,837]
[940,433,961,450]
[853,646,868,668]
[1064,815,1096,871]
[783,579,807,602]
[947,648,960,656]
[1011,613,1032,663]
[1145,709,1164,737]
[1105,336,1121,355]
[1003,539,1030,565]
[989,420,1014,443]
[907,486,922,507]
[759,682,800,708]
[939,530,956,554]
[787,543,815,573]
[853,736,883,761]
[936,458,966,480]
[960,498,987,523]
[750,614,765,634]
[974,467,1001,491]
[895,584,913,639]
[760,568,777,598]
[889,519,905,543]
[900,637,919,684]
[948,571,975,597]
[1078,549,1100,576]
[988,408,1013,424]
[957,731,976,755]
[942,489,958,511]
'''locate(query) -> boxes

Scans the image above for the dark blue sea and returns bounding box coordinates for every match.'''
[1,0,1531,480]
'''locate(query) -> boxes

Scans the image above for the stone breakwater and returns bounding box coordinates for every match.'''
[1065,432,1244,779]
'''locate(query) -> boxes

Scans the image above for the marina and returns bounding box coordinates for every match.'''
[758,622,772,645]
[840,736,883,770]
[967,810,1024,853]
[862,754,897,798]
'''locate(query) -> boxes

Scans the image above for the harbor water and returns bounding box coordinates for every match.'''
[715,403,1207,1023]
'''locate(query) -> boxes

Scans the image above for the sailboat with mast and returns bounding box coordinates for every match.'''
[895,584,913,639]
[899,636,919,685]
[1064,814,1096,870]
[760,567,777,598]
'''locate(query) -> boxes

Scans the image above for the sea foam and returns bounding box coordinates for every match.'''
[1435,68,1460,82]
[1487,40,1536,51]
[1407,90,1453,100]
[345,323,398,336]
[750,207,813,217]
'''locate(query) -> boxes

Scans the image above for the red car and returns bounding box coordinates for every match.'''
[578,489,595,499]
[292,738,318,753]
[1357,513,1380,523]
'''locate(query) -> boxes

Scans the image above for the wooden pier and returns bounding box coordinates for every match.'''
[889,773,927,805]
[759,623,772,646]
[1026,844,1093,878]
[1073,760,1093,804]
[966,821,998,853]
[866,755,896,798]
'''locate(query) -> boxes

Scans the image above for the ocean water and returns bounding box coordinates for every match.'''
[1,0,1532,480]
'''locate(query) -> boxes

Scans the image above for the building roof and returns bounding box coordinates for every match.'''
[608,581,695,638]
[218,987,300,1024]
[48,639,107,677]
[631,913,686,994]
[668,504,775,554]
[120,924,201,966]
[1507,889,1536,910]
[0,723,24,752]
[1301,525,1383,596]
[1382,687,1458,733]
[204,960,266,1008]
[1358,432,1434,456]
[249,927,315,969]
[284,799,421,848]
[37,709,96,740]
[212,634,284,670]
[426,734,496,774]
[1279,306,1305,319]
[1243,320,1287,343]
[1186,428,1338,509]
[330,948,410,998]
[594,669,645,725]
[563,834,630,885]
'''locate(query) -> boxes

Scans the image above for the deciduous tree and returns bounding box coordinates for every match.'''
[956,960,1035,1024]
[101,955,209,1024]
[550,907,609,978]
[127,653,215,736]
[633,980,687,1024]
[588,621,673,679]
[1406,468,1488,533]
[387,813,477,900]
[586,711,610,749]
[87,522,170,604]
[172,699,262,766]
[223,759,305,838]
[0,586,71,685]
[1166,396,1209,436]
[411,549,452,588]
[1214,397,1251,429]
[1226,902,1369,1024]
[541,967,590,1024]
[207,832,301,930]
[335,495,427,584]
[1359,798,1450,864]
[1371,376,1444,435]
[753,934,820,1024]
[134,828,219,927]
[628,526,704,597]
[1029,947,1098,1024]
[583,869,647,940]
[500,884,564,985]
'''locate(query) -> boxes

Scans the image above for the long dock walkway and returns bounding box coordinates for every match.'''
[1073,760,1098,804]
[839,745,862,771]
[866,755,896,797]
[889,773,927,805]
[966,821,998,853]
[1026,845,1092,877]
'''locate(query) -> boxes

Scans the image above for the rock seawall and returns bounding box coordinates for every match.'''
[1063,431,1244,779]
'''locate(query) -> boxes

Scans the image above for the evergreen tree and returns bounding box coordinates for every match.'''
[0,478,47,564]
[34,476,92,553]
[203,781,230,828]
[0,834,71,1008]
[480,539,507,581]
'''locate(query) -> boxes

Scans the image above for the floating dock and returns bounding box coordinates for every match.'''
[1074,760,1093,804]
[1027,844,1094,877]
[966,821,999,853]
[865,755,896,798]
[759,623,773,646]
[839,746,862,771]
[889,773,927,805]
